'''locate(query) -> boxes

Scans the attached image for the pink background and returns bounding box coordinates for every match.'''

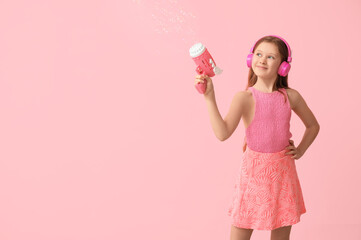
[0,0,360,239]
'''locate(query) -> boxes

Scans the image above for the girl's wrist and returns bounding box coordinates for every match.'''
[297,146,305,155]
[204,91,215,101]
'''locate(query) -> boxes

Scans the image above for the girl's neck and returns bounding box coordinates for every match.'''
[253,80,277,93]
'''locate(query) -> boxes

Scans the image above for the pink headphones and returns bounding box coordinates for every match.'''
[247,35,292,77]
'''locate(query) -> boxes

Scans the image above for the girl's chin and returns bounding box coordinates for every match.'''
[254,69,268,74]
[255,72,268,76]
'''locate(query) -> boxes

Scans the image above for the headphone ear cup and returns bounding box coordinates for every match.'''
[278,61,291,76]
[247,53,253,68]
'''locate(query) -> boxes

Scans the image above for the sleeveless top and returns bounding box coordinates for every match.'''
[245,86,293,153]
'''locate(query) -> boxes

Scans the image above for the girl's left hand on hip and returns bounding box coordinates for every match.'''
[285,139,304,160]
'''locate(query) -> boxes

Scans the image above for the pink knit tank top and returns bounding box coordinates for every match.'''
[245,86,293,153]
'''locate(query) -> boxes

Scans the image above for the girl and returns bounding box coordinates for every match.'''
[194,35,320,240]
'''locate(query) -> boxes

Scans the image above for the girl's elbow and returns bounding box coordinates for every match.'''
[220,133,230,141]
[219,134,228,142]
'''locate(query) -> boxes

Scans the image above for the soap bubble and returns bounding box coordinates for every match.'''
[133,0,198,44]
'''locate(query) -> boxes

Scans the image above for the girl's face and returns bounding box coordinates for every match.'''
[252,42,282,79]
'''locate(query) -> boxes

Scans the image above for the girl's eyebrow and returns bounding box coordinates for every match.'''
[256,50,277,56]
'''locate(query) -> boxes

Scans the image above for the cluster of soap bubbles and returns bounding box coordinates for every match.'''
[133,0,198,44]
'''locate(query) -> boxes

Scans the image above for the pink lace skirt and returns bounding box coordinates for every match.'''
[227,146,306,230]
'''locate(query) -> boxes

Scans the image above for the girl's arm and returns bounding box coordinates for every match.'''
[204,91,247,141]
[290,89,320,154]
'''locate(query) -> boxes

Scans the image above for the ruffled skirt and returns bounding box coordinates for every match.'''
[227,146,306,230]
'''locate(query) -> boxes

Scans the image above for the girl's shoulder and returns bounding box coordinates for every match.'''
[284,87,303,110]
[241,88,253,101]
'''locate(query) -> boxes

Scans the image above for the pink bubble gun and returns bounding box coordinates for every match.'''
[189,43,223,94]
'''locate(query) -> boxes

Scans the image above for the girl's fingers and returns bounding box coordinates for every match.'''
[195,75,207,78]
[195,76,205,82]
[195,78,206,83]
[286,149,301,160]
[195,81,205,86]
[285,146,296,154]
[195,75,209,80]
[287,150,296,156]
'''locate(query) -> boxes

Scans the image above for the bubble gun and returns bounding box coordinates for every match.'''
[189,43,223,94]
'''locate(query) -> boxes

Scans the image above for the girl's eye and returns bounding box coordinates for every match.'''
[256,53,275,59]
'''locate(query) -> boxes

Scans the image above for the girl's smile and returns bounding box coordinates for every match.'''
[257,66,268,69]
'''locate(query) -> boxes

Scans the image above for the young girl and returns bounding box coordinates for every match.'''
[194,35,320,240]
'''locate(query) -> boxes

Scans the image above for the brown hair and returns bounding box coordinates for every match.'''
[245,36,292,103]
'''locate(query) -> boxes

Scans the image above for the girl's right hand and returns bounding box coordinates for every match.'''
[194,74,214,98]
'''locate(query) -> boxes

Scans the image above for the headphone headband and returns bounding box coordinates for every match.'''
[250,35,292,63]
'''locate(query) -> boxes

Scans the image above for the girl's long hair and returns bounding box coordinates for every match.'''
[245,36,292,103]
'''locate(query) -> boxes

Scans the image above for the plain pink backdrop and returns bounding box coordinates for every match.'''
[0,0,360,239]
